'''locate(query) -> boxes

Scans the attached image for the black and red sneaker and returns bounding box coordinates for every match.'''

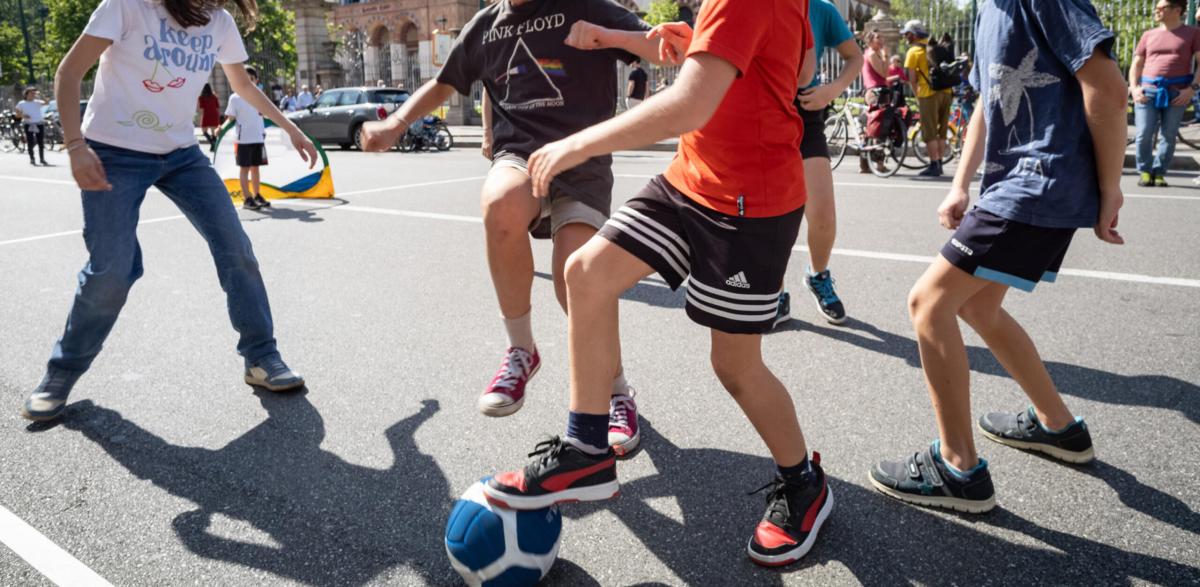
[747,452,834,567]
[484,436,619,510]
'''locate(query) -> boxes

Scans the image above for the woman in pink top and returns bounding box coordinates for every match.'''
[862,31,889,91]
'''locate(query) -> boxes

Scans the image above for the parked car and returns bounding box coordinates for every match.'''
[287,87,410,150]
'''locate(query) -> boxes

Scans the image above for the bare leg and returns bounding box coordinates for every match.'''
[250,166,261,196]
[480,167,541,319]
[564,237,653,415]
[957,283,1076,429]
[908,256,991,471]
[710,330,808,467]
[551,223,598,313]
[802,157,837,273]
[238,167,251,201]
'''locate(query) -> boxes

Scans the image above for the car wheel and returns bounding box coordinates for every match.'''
[353,124,365,151]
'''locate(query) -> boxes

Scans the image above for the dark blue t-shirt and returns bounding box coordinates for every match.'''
[970,0,1115,229]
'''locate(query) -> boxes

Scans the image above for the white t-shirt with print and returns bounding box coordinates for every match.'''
[224,93,265,144]
[16,101,45,125]
[81,0,248,154]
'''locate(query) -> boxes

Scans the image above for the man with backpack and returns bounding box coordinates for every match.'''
[904,20,954,177]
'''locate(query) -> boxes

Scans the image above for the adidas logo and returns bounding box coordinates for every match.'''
[725,271,751,289]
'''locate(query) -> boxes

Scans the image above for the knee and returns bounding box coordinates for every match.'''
[907,284,941,329]
[958,299,1000,332]
[710,352,757,396]
[81,256,141,306]
[481,187,533,238]
[564,249,612,303]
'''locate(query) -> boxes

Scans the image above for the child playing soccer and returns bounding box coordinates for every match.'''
[362,0,678,455]
[22,0,317,421]
[869,0,1128,513]
[480,0,832,567]
[225,67,271,210]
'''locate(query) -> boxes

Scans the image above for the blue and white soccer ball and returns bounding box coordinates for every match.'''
[445,480,562,586]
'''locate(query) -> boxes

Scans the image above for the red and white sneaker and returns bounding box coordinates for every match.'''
[747,452,834,567]
[608,389,640,457]
[484,436,619,510]
[478,347,540,417]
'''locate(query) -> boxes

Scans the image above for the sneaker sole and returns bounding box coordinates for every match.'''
[978,425,1095,464]
[481,480,620,511]
[771,311,791,328]
[19,406,63,422]
[868,473,995,514]
[478,363,540,418]
[747,487,834,567]
[611,431,641,458]
[243,375,306,393]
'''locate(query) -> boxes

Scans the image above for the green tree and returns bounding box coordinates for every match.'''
[39,0,99,80]
[0,22,30,86]
[643,0,679,26]
[241,0,296,84]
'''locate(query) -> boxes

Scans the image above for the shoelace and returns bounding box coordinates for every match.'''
[524,436,566,474]
[748,476,811,523]
[809,273,839,305]
[492,349,533,391]
[609,396,634,429]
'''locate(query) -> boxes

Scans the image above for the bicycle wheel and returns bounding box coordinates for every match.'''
[940,125,959,165]
[1178,119,1200,150]
[870,114,907,178]
[0,127,17,153]
[824,115,849,170]
[434,127,453,151]
[905,125,928,169]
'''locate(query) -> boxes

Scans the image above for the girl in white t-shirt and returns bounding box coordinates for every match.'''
[16,87,49,166]
[22,0,319,422]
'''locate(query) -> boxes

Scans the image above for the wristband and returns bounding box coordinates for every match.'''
[66,139,87,152]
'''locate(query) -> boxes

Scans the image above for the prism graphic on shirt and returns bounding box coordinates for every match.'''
[498,38,565,110]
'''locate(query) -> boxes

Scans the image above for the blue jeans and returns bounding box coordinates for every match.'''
[48,141,278,373]
[1134,86,1186,175]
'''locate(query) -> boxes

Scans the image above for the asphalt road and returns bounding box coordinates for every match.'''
[0,145,1197,586]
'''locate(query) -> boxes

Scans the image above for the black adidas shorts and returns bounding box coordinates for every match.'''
[598,175,804,334]
[940,207,1076,292]
[235,142,268,167]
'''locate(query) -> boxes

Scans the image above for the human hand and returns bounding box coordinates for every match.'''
[361,118,403,152]
[529,137,589,199]
[481,134,493,160]
[287,128,319,169]
[70,145,113,191]
[1172,87,1195,106]
[565,20,611,51]
[937,186,970,229]
[1131,86,1150,105]
[647,22,692,65]
[1094,188,1125,244]
[798,85,838,111]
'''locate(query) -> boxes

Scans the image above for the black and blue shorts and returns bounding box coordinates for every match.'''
[598,175,803,334]
[940,207,1076,292]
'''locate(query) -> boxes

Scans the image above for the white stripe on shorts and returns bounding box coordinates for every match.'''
[685,291,779,322]
[686,283,779,313]
[611,209,690,271]
[606,216,689,281]
[686,277,783,302]
[617,206,690,255]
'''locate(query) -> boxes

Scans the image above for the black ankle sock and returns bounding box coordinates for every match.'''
[566,411,609,452]
[777,456,812,481]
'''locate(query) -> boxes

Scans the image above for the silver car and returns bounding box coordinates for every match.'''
[287,87,410,150]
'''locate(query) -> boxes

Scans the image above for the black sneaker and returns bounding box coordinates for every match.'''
[869,443,996,514]
[21,368,85,422]
[979,407,1094,464]
[483,436,619,510]
[805,269,847,325]
[242,196,262,211]
[772,291,791,329]
[255,194,271,208]
[244,355,305,392]
[917,164,940,177]
[747,453,834,567]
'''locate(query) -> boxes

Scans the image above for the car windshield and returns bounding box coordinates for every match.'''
[371,91,410,105]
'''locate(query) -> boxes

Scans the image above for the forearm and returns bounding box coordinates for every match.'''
[827,43,863,95]
[481,90,493,137]
[1192,52,1200,86]
[599,28,670,66]
[1081,56,1130,192]
[54,74,83,141]
[952,104,985,191]
[1128,57,1144,88]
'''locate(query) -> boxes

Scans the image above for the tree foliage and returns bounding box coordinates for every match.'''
[0,21,29,86]
[643,0,679,26]
[40,0,99,80]
[241,0,296,85]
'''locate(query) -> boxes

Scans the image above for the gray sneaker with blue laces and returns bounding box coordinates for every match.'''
[21,368,85,422]
[244,355,305,392]
[805,269,847,325]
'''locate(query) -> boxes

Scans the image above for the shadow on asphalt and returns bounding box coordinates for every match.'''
[59,392,458,586]
[240,198,350,224]
[560,418,1196,585]
[778,316,1200,538]
[533,271,685,310]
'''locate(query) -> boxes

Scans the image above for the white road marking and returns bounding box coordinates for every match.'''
[0,175,76,186]
[0,505,114,587]
[0,215,186,247]
[336,176,487,196]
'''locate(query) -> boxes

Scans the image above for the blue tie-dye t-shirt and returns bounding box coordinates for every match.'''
[970,0,1115,229]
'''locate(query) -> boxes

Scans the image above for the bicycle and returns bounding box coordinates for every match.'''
[0,111,24,153]
[824,84,908,177]
[906,87,974,169]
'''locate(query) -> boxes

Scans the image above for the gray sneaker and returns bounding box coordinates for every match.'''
[979,407,1094,464]
[21,369,85,421]
[244,355,305,392]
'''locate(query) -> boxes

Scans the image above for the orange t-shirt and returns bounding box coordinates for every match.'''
[663,0,812,218]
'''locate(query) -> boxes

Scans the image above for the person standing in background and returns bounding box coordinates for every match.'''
[626,59,648,109]
[16,87,49,166]
[904,19,952,178]
[1130,0,1200,187]
[296,85,315,109]
[861,31,890,174]
[198,83,222,146]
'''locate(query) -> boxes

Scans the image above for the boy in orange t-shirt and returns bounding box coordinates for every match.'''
[482,0,832,566]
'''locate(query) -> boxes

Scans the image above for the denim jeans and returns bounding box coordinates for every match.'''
[48,141,278,373]
[1134,86,1186,175]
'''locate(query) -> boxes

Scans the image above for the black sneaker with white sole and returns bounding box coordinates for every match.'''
[772,291,791,329]
[484,436,619,510]
[805,269,846,324]
[21,368,85,422]
[747,453,834,567]
[244,355,305,392]
[979,407,1094,464]
[870,443,996,514]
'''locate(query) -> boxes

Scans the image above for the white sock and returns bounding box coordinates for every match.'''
[502,311,535,352]
[611,369,630,397]
[564,435,609,455]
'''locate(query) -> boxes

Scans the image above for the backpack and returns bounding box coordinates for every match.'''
[926,45,962,91]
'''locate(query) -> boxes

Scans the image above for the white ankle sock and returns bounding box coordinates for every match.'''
[503,311,535,352]
[611,369,631,397]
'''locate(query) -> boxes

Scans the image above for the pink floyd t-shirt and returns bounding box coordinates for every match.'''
[81,0,248,154]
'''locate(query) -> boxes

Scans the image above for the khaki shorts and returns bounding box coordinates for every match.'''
[918,91,953,140]
[491,152,610,239]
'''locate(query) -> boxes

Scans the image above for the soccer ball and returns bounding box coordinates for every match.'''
[445,480,562,586]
